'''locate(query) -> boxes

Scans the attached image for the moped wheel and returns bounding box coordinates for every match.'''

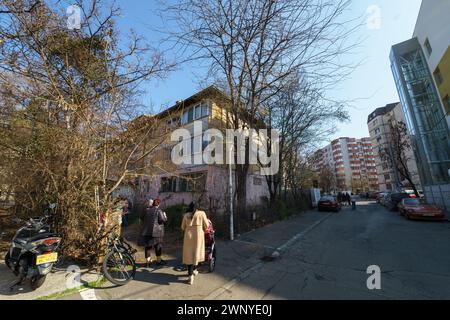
[30,275,47,291]
[5,251,11,269]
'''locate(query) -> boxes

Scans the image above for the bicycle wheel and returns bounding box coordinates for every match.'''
[102,250,136,286]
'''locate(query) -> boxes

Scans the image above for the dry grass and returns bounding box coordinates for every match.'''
[0,208,15,259]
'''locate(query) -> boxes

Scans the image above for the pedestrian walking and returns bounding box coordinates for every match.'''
[346,193,351,206]
[121,197,130,227]
[181,202,209,285]
[351,193,357,210]
[139,198,168,267]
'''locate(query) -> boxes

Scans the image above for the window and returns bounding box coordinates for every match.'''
[443,95,450,114]
[180,103,210,125]
[161,177,177,193]
[253,177,262,186]
[195,105,202,120]
[374,128,381,135]
[202,104,209,117]
[179,173,206,193]
[424,38,432,56]
[181,111,189,125]
[434,67,444,85]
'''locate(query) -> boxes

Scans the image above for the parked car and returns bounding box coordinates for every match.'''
[404,190,424,199]
[398,198,445,221]
[386,193,410,211]
[369,192,380,200]
[376,192,386,204]
[379,192,391,206]
[318,196,341,212]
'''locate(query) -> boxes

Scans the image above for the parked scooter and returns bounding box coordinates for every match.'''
[4,204,61,291]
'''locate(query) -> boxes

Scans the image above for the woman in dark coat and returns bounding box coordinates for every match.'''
[139,198,168,267]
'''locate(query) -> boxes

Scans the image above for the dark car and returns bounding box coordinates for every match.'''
[386,193,410,211]
[318,196,341,212]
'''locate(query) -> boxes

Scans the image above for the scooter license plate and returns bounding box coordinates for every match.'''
[36,253,58,265]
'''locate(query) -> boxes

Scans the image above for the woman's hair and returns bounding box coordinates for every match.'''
[186,201,197,214]
[153,198,161,207]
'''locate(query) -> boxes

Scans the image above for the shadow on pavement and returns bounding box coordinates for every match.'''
[133,268,186,286]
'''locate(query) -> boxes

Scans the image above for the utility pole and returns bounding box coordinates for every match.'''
[228,140,234,241]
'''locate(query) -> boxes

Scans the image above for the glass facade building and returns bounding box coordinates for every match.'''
[390,37,450,186]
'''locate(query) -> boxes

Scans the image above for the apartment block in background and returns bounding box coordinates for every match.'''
[312,137,378,193]
[367,103,421,192]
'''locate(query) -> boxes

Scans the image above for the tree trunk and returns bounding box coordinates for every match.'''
[236,165,247,234]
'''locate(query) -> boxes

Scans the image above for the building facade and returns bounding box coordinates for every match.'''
[116,87,270,215]
[413,0,450,128]
[367,103,421,192]
[313,137,378,193]
[390,37,450,210]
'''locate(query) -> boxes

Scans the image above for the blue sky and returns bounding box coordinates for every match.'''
[115,0,423,143]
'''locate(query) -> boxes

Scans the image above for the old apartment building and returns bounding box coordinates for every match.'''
[367,103,421,192]
[114,86,270,214]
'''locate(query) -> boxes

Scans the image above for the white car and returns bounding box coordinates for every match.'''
[404,190,424,199]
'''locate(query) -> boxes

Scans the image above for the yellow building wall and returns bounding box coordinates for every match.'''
[435,45,450,114]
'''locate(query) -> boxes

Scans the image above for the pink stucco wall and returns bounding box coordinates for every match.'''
[134,165,270,215]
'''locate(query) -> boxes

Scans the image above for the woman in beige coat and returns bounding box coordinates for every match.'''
[181,202,209,285]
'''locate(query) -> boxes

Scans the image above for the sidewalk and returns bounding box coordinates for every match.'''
[57,210,332,300]
[0,209,331,300]
[0,262,103,300]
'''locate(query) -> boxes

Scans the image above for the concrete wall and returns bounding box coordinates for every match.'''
[413,0,450,72]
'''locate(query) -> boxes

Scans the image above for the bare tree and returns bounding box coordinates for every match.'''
[161,0,359,222]
[0,0,174,262]
[317,164,336,194]
[264,71,348,207]
[380,121,420,198]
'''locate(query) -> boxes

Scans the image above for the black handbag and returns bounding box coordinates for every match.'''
[137,235,146,247]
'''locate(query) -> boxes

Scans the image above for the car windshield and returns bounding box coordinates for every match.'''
[320,196,335,201]
[403,198,421,205]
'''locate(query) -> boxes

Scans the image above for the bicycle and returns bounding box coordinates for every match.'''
[102,232,137,286]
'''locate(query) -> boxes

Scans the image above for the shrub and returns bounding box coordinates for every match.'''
[164,204,188,231]
[276,200,289,221]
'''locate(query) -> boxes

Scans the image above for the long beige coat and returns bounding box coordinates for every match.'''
[181,210,209,266]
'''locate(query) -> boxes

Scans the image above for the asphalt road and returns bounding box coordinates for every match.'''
[214,201,450,300]
[51,201,450,300]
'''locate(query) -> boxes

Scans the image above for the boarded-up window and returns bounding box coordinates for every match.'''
[253,177,263,186]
